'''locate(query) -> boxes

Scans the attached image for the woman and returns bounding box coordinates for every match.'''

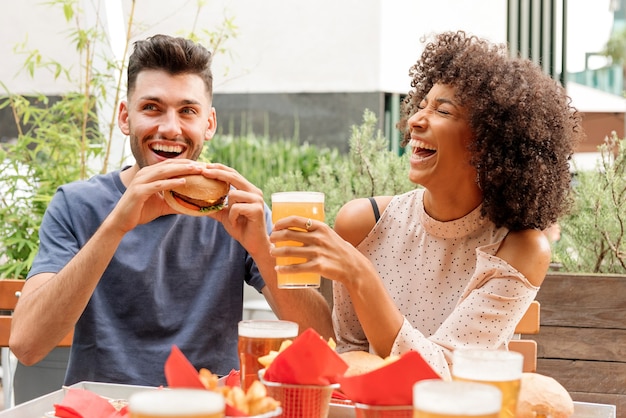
[269,30,583,379]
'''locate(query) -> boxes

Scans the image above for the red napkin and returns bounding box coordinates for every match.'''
[164,345,205,389]
[263,328,348,385]
[224,369,241,387]
[164,347,248,417]
[336,350,441,406]
[53,388,129,418]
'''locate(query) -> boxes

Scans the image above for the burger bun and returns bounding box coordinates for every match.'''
[164,175,229,217]
[516,373,574,418]
[339,351,387,376]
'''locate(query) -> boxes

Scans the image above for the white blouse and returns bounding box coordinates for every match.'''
[331,188,539,380]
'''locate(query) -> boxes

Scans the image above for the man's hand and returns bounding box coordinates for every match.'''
[202,163,270,256]
[111,160,207,233]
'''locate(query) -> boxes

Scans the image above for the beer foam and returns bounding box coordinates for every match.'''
[271,191,325,203]
[453,349,523,381]
[238,320,299,338]
[413,380,502,415]
[129,389,224,414]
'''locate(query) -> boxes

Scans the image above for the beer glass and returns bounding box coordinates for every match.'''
[271,191,325,288]
[238,319,299,391]
[413,380,502,418]
[452,349,523,418]
[128,389,225,418]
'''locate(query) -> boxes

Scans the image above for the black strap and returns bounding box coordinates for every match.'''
[368,197,380,222]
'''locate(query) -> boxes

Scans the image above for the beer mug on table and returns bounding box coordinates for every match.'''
[128,389,225,418]
[271,191,325,288]
[413,380,502,418]
[452,349,523,418]
[238,319,299,391]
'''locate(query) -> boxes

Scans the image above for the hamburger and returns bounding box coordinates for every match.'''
[164,175,229,216]
[339,351,391,376]
[516,372,574,418]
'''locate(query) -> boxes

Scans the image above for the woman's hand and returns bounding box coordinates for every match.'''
[269,216,372,286]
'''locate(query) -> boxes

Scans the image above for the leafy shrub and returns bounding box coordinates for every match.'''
[554,133,626,273]
[263,109,415,227]
[203,133,341,195]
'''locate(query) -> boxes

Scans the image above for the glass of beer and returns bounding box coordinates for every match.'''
[238,319,299,391]
[452,349,524,418]
[413,380,502,418]
[271,191,325,288]
[128,389,225,418]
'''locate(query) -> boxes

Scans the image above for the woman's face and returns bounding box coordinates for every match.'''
[406,83,476,192]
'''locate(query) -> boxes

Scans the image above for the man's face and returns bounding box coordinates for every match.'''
[118,69,216,168]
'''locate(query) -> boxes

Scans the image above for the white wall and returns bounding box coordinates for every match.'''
[1,0,507,97]
[379,0,507,93]
[1,1,613,97]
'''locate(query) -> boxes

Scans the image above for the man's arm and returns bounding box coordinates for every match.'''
[10,160,210,364]
[10,216,126,365]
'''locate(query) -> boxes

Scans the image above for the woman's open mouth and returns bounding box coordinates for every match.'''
[409,139,437,161]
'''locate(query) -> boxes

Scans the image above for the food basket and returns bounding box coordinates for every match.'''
[226,406,283,418]
[259,371,339,418]
[353,402,413,418]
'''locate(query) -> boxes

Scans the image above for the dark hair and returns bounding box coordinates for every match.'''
[127,34,213,99]
[398,30,584,231]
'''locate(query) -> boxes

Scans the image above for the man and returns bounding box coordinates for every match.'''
[9,34,332,386]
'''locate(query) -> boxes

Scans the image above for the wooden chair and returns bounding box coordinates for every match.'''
[509,300,540,372]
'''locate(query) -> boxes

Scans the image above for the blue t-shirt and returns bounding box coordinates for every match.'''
[27,168,269,387]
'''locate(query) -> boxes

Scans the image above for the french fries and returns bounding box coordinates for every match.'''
[198,368,219,390]
[197,335,336,415]
[257,339,293,368]
[198,368,280,416]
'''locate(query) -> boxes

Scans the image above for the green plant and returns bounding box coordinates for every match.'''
[203,133,341,194]
[0,0,112,279]
[263,109,415,227]
[0,0,237,279]
[554,132,626,273]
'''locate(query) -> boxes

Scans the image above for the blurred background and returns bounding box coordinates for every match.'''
[1,0,626,410]
[1,0,624,165]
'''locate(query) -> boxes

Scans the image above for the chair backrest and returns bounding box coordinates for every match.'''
[509,300,540,372]
[0,279,73,347]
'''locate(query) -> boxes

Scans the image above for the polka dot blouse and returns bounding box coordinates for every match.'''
[331,188,539,380]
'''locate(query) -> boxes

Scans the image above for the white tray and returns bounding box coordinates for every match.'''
[327,400,616,418]
[0,382,616,418]
[0,381,156,418]
[572,402,616,418]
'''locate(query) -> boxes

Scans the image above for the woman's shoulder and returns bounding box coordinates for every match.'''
[334,196,393,247]
[496,228,552,287]
[334,190,420,246]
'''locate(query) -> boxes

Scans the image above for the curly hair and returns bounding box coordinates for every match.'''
[398,31,584,231]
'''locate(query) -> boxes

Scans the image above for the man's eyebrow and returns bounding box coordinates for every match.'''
[137,95,161,102]
[137,96,201,106]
